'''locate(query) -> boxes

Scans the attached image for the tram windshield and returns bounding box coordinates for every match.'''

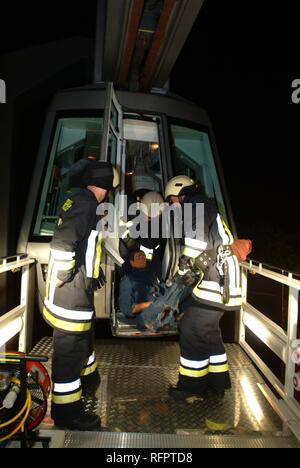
[33,116,104,236]
[169,121,227,221]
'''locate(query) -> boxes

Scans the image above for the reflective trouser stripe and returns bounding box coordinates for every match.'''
[52,388,82,405]
[53,379,81,393]
[210,353,227,364]
[209,363,229,373]
[43,307,92,333]
[180,356,209,369]
[179,352,229,378]
[81,352,97,376]
[52,379,82,405]
[179,366,209,378]
[81,361,97,377]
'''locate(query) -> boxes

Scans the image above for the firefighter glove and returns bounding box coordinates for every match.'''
[95,268,106,289]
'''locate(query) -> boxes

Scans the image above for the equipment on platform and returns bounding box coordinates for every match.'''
[0,353,50,447]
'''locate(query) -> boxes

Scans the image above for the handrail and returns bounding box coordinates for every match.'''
[0,257,35,274]
[239,258,300,439]
[0,254,36,352]
[241,260,300,290]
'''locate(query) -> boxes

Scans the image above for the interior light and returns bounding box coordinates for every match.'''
[149,143,159,152]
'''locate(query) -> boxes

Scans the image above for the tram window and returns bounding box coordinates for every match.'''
[125,140,162,199]
[33,117,103,236]
[123,118,162,200]
[108,130,118,166]
[170,123,227,219]
[111,102,119,133]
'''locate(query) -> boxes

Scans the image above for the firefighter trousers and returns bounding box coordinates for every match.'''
[178,304,230,393]
[51,321,99,423]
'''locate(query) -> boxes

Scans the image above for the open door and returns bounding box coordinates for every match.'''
[94,83,124,318]
[109,110,178,337]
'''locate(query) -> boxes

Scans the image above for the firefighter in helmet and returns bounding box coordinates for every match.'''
[43,158,119,430]
[165,175,242,400]
[120,190,166,276]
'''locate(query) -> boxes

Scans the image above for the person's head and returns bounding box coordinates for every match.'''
[129,250,147,269]
[164,175,195,204]
[69,159,120,203]
[140,191,165,219]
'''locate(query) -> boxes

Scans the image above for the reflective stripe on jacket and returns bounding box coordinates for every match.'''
[43,189,102,333]
[181,192,242,311]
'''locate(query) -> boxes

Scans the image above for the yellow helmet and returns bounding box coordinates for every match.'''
[164,175,195,199]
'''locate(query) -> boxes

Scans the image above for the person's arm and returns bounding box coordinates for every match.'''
[132,301,153,314]
[50,198,95,285]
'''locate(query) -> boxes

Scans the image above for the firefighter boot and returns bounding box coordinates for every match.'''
[168,385,207,401]
[55,413,101,431]
[81,369,101,397]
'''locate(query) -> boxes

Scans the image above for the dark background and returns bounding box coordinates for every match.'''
[171,0,300,272]
[1,0,300,272]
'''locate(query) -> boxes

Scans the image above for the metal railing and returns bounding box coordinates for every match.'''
[240,259,300,439]
[0,254,36,353]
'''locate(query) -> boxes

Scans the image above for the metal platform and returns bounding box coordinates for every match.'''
[31,338,300,448]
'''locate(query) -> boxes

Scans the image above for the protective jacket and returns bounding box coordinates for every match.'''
[43,189,103,334]
[181,191,242,311]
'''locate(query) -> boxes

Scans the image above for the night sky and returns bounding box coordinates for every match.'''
[171,0,300,271]
[1,0,300,271]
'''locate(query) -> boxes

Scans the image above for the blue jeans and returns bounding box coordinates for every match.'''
[135,278,191,331]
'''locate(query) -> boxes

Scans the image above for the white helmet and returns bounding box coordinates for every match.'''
[164,175,195,199]
[140,191,165,218]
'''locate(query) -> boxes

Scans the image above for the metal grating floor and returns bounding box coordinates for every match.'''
[31,338,300,448]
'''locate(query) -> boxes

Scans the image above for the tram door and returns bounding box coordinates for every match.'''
[97,91,165,320]
[95,83,123,318]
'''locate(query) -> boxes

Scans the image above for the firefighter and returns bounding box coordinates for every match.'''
[165,175,242,400]
[43,159,119,430]
[120,191,166,276]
